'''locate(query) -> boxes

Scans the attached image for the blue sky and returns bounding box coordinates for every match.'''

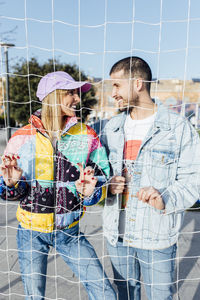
[1,0,200,80]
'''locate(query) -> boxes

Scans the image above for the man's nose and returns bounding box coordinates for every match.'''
[111,87,117,99]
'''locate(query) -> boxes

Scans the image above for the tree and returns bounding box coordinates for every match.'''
[9,58,97,125]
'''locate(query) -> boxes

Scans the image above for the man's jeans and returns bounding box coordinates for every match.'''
[107,238,141,300]
[17,224,116,300]
[107,238,177,300]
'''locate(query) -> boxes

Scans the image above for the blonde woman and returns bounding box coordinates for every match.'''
[0,72,116,300]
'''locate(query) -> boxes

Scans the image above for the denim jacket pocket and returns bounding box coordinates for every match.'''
[133,205,176,243]
[147,150,175,186]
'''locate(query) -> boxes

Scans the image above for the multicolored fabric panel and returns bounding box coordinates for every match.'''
[60,123,89,164]
[0,116,110,232]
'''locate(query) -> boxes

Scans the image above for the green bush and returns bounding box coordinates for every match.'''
[0,115,16,127]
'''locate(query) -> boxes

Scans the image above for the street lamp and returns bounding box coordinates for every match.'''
[0,42,15,141]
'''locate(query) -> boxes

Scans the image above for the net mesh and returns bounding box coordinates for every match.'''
[0,0,200,299]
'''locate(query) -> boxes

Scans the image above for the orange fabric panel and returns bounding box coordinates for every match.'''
[11,124,36,138]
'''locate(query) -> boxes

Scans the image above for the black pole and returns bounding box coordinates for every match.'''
[4,46,11,141]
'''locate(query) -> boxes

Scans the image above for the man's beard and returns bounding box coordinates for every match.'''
[118,95,139,113]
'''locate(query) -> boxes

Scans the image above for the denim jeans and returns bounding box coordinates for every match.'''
[17,224,116,300]
[107,238,177,300]
[107,238,141,300]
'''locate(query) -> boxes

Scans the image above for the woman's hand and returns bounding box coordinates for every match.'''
[0,154,23,187]
[75,163,98,197]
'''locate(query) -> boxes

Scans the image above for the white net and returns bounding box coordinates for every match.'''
[0,0,200,299]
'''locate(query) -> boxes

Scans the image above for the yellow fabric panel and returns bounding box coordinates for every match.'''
[66,122,87,136]
[16,205,54,233]
[35,132,54,181]
[99,186,107,203]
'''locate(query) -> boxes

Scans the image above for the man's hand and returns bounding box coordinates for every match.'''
[75,163,98,197]
[0,154,22,187]
[137,186,165,210]
[109,175,125,195]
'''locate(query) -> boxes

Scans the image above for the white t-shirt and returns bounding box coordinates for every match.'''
[118,112,157,238]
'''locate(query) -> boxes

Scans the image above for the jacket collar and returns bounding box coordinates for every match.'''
[110,100,171,132]
[154,100,171,131]
[29,114,46,134]
[112,112,127,132]
[29,112,78,135]
[62,116,78,134]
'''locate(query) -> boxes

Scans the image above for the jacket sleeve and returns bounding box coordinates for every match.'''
[159,120,200,214]
[100,124,118,200]
[80,126,110,206]
[100,124,111,158]
[0,128,29,201]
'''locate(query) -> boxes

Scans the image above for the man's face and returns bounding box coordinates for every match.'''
[110,70,139,111]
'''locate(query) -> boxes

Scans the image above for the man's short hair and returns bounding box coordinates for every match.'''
[110,56,152,93]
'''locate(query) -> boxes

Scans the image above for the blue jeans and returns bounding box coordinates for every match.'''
[17,224,116,300]
[107,239,141,300]
[107,239,177,300]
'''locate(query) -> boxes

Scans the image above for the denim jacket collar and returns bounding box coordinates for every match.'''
[110,112,127,132]
[110,101,171,133]
[154,101,171,131]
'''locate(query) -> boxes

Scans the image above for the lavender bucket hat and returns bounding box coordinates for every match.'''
[36,71,91,101]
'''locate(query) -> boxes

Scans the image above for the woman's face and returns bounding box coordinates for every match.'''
[60,89,80,117]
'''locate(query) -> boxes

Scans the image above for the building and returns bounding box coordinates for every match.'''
[88,78,200,127]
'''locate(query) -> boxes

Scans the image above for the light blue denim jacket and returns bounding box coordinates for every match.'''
[102,103,200,249]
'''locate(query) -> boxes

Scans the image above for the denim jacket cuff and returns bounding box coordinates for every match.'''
[158,188,175,215]
[152,206,166,215]
[107,189,116,199]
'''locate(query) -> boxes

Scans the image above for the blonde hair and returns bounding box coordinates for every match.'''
[41,89,65,141]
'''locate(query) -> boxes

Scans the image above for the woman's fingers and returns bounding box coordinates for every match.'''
[77,162,85,181]
[2,154,20,167]
[2,155,11,166]
[83,166,94,176]
[83,167,94,183]
[75,165,97,197]
[0,156,22,187]
[0,165,8,177]
[77,163,95,183]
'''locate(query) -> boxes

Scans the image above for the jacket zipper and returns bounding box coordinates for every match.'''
[53,141,58,231]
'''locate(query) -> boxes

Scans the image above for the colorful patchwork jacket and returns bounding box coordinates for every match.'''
[0,114,109,233]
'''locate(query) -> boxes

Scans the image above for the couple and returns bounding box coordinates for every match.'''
[0,57,200,300]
